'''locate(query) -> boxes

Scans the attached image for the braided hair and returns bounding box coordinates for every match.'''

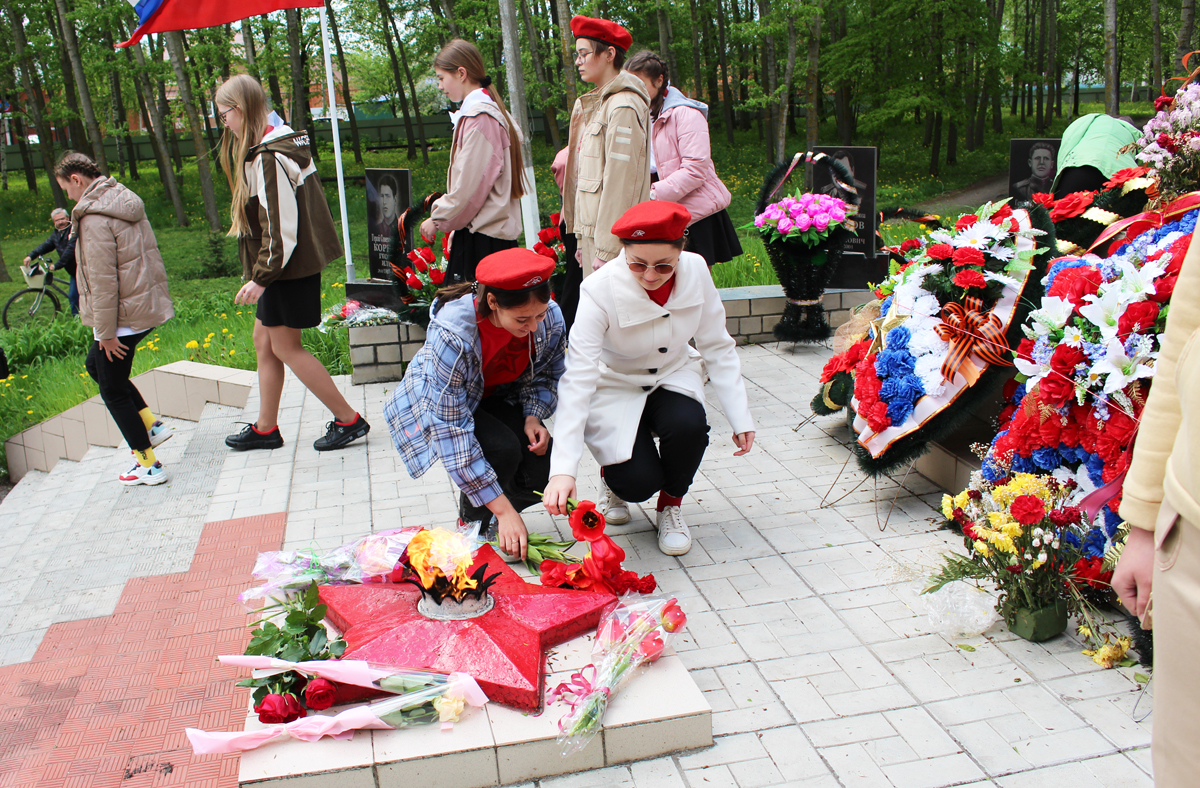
[625,50,670,119]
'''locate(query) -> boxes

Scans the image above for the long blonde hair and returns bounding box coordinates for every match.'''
[216,74,270,237]
[434,39,526,200]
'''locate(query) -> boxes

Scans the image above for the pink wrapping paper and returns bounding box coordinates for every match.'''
[185,705,392,754]
[217,655,394,690]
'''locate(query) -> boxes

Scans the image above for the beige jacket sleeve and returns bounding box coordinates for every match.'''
[1120,236,1200,531]
[592,105,650,261]
[80,215,121,341]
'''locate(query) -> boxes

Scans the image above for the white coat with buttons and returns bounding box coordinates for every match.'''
[549,249,756,479]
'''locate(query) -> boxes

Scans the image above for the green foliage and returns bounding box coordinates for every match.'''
[0,313,92,368]
[237,582,347,704]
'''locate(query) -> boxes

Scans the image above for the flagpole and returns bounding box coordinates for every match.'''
[318,5,355,284]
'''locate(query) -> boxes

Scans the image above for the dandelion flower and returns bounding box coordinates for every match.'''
[229,349,236,356]
[222,328,229,334]
[186,340,199,349]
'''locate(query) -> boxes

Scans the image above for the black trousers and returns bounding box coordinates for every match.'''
[557,220,582,333]
[604,388,710,503]
[85,329,152,453]
[446,227,518,284]
[459,396,552,523]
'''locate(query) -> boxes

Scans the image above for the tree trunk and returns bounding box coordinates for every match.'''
[657,3,681,87]
[803,13,819,154]
[702,8,720,109]
[1178,0,1196,77]
[394,25,430,165]
[1035,0,1046,132]
[260,16,287,111]
[126,33,189,227]
[165,31,223,232]
[498,0,533,209]
[758,0,778,162]
[181,33,221,159]
[47,8,86,150]
[773,18,798,163]
[105,29,138,181]
[688,0,703,99]
[554,0,577,113]
[924,111,934,146]
[6,3,64,206]
[716,0,735,145]
[12,110,37,191]
[326,0,362,164]
[243,18,260,79]
[375,0,417,159]
[929,112,942,177]
[53,0,108,173]
[1103,0,1118,115]
[521,0,563,149]
[285,10,316,158]
[1151,0,1162,93]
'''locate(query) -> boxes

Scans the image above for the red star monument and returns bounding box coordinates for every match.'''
[320,546,616,710]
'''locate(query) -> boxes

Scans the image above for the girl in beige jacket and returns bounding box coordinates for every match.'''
[419,39,524,284]
[56,152,175,486]
[1114,231,1200,787]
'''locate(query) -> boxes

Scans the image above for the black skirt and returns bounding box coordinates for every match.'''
[446,227,519,284]
[256,272,322,329]
[685,209,744,266]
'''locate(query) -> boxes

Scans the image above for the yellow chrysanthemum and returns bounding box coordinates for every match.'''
[974,541,991,558]
[1083,636,1132,669]
[941,494,954,520]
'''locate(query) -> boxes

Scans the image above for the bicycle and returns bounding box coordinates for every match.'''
[3,260,71,330]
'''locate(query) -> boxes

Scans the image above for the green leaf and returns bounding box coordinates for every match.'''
[305,581,320,608]
[309,604,328,622]
[309,629,328,656]
[252,685,270,705]
[1118,659,1137,668]
[328,639,347,658]
[1134,672,1151,684]
[956,644,977,652]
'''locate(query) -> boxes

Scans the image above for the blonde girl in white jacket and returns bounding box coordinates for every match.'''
[542,201,755,555]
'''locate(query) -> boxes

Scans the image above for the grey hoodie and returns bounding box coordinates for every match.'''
[72,177,174,340]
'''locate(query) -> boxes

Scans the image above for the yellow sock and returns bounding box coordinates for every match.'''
[139,407,156,429]
[134,448,156,467]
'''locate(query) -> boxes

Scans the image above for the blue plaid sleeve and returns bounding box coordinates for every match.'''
[519,305,567,421]
[423,327,504,507]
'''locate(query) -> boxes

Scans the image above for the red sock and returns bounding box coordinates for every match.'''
[656,492,684,512]
[600,467,606,478]
[335,412,361,426]
[252,423,278,435]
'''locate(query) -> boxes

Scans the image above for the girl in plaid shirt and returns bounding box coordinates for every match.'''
[385,249,566,560]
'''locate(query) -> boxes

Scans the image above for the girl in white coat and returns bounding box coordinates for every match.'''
[543,201,756,555]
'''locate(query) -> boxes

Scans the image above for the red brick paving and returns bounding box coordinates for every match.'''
[0,514,286,788]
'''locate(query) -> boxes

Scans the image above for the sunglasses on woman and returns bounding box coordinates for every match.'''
[627,260,678,275]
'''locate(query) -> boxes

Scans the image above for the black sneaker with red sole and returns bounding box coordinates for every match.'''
[314,413,370,451]
[225,422,285,451]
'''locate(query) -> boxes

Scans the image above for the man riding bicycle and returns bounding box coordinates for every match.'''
[23,208,78,315]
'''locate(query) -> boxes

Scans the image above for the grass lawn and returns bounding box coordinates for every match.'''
[0,107,1096,479]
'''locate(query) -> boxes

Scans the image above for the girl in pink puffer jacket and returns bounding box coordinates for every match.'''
[625,51,743,267]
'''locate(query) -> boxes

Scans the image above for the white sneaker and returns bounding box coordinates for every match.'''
[148,420,174,447]
[119,461,169,486]
[655,505,692,555]
[600,478,630,525]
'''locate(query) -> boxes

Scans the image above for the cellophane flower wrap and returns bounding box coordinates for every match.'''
[318,300,402,333]
[749,191,850,252]
[396,240,449,328]
[927,473,1130,665]
[186,668,488,754]
[550,594,687,754]
[238,528,424,606]
[1135,80,1200,202]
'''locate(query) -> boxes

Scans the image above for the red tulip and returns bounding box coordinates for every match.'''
[639,633,665,661]
[568,500,607,542]
[661,600,687,633]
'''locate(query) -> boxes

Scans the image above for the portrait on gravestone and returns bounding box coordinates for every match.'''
[1009,139,1059,202]
[812,146,884,289]
[365,168,413,281]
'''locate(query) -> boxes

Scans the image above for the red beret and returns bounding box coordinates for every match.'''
[476,247,556,290]
[571,16,632,52]
[611,201,692,242]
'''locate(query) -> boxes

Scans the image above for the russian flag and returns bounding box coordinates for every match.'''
[117,0,325,47]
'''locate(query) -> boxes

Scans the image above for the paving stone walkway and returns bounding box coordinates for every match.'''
[0,341,1154,788]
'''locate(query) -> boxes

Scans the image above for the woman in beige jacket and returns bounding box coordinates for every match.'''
[55,152,175,486]
[1113,231,1200,787]
[419,39,524,284]
[561,16,651,275]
